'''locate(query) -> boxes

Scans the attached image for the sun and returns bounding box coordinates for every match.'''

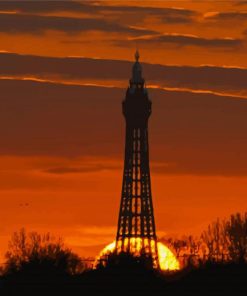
[157,242,180,271]
[97,240,180,271]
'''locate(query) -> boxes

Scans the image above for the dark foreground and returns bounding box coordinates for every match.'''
[1,263,247,296]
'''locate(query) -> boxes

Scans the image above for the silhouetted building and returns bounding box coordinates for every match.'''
[116,51,159,268]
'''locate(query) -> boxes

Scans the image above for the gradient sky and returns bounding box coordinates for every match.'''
[1,0,247,261]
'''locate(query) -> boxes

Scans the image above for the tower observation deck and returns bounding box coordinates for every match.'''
[116,51,159,268]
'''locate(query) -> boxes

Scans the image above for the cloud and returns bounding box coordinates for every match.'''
[205,11,247,21]
[61,225,116,249]
[0,13,154,35]
[242,28,247,36]
[75,226,116,237]
[126,33,242,49]
[2,52,247,96]
[0,1,95,14]
[0,1,196,24]
[2,78,247,176]
[0,53,247,93]
[44,164,120,174]
[100,5,197,24]
[235,0,247,6]
[236,1,247,6]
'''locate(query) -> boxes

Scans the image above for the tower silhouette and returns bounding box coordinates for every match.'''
[116,51,159,268]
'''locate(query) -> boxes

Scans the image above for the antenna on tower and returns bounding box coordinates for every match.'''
[135,49,140,62]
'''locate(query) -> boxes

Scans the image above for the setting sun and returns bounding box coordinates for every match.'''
[97,240,180,271]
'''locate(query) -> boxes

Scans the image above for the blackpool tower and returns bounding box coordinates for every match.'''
[116,51,159,268]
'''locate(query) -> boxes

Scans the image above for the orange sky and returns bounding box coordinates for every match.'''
[0,0,247,262]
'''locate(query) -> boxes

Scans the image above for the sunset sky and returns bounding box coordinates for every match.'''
[1,0,247,261]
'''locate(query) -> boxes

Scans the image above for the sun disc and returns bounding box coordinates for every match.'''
[157,242,180,270]
[97,240,180,271]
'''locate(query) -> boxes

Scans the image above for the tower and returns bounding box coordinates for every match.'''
[116,51,159,268]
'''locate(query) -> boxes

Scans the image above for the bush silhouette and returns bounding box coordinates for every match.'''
[201,212,247,264]
[4,228,84,277]
[97,251,154,271]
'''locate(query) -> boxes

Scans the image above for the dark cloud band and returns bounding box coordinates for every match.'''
[1,78,247,176]
[0,1,196,20]
[1,52,246,95]
[123,33,242,49]
[0,13,154,35]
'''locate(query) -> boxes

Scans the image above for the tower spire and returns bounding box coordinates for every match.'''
[131,49,144,86]
[135,49,140,62]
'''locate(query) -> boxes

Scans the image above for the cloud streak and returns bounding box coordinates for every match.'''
[0,13,155,35]
[0,1,95,14]
[44,164,121,174]
[1,52,247,96]
[205,11,247,21]
[126,33,242,48]
[0,1,196,24]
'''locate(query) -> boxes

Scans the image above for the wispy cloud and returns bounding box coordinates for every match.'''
[44,163,120,175]
[2,52,247,97]
[0,1,197,24]
[0,13,155,35]
[204,11,247,21]
[65,226,116,248]
[126,33,242,48]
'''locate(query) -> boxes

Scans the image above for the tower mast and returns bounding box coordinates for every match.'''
[116,51,159,268]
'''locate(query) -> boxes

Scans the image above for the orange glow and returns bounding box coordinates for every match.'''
[0,156,247,262]
[96,240,180,271]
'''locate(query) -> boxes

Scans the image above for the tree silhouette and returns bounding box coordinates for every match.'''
[225,213,247,263]
[201,218,228,263]
[161,235,201,267]
[4,228,84,276]
[161,212,247,267]
[96,250,154,271]
[200,212,246,264]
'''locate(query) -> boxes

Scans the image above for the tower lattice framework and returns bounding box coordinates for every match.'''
[116,51,159,268]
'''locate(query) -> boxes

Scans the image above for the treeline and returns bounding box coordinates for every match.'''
[0,212,246,295]
[162,212,247,267]
[0,212,246,277]
[1,229,85,276]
